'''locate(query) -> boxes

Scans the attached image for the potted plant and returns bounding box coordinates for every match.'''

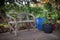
[42,2,53,33]
[31,7,46,30]
[43,15,53,33]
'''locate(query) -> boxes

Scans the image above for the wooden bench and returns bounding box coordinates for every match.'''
[7,13,36,36]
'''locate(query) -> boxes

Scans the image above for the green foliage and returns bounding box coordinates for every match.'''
[44,2,52,12]
[30,7,45,18]
[57,17,60,20]
[19,6,45,18]
[5,2,58,20]
[5,3,20,13]
[20,6,30,12]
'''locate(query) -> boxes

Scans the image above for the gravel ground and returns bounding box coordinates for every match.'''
[0,29,60,40]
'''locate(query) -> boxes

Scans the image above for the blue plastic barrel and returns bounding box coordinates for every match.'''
[36,18,45,30]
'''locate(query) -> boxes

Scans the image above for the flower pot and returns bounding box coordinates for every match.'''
[43,23,53,33]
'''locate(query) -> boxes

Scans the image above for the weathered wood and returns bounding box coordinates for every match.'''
[9,20,35,23]
[7,13,36,36]
[7,14,17,36]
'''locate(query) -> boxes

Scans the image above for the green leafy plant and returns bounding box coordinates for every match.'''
[44,2,52,12]
[30,7,45,18]
[5,3,20,13]
[19,6,46,18]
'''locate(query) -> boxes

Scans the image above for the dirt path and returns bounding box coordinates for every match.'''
[0,29,60,40]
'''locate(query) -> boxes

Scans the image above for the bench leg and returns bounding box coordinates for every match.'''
[8,23,18,36]
[14,23,17,36]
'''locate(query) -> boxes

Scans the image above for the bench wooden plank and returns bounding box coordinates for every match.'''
[9,20,35,24]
